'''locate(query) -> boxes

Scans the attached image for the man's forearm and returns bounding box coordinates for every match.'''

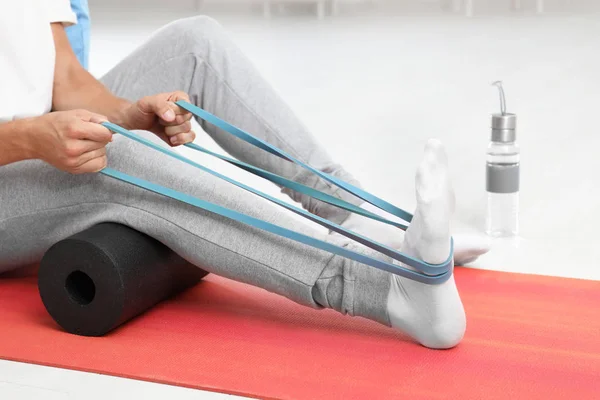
[50,23,132,127]
[0,119,36,166]
[52,66,131,125]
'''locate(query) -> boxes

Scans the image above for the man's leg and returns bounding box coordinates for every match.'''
[0,134,465,348]
[99,16,489,264]
[0,134,389,325]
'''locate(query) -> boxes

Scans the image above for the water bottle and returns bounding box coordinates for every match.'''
[486,82,520,237]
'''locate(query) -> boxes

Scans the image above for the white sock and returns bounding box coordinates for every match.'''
[341,189,490,265]
[386,139,466,349]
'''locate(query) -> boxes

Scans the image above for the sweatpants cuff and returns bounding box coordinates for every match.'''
[312,245,392,327]
[351,250,393,327]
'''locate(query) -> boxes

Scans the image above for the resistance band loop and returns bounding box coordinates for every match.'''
[176,101,414,224]
[185,142,408,231]
[99,104,453,284]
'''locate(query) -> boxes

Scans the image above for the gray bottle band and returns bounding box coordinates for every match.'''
[486,163,520,193]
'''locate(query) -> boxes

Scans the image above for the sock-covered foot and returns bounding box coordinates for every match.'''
[386,139,466,349]
[451,233,491,265]
[342,203,490,266]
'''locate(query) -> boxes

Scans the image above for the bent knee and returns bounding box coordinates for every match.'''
[161,15,225,48]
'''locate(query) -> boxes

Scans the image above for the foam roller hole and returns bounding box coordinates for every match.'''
[65,270,96,305]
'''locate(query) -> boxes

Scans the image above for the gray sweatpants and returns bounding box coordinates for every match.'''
[0,16,391,326]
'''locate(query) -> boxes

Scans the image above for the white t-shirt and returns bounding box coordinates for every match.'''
[0,0,76,123]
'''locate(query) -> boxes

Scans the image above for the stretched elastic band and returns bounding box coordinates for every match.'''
[185,142,408,231]
[100,167,452,284]
[176,101,414,224]
[99,113,453,284]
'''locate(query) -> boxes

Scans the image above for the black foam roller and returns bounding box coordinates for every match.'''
[38,223,208,337]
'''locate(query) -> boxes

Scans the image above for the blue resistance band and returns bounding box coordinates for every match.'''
[176,101,415,225]
[99,103,453,284]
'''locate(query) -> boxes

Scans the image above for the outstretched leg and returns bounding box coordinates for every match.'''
[1,135,465,348]
[0,134,389,327]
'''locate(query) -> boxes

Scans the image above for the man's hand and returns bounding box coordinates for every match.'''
[31,110,113,174]
[49,23,194,148]
[120,91,196,146]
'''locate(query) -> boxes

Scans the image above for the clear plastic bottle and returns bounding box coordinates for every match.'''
[486,142,520,236]
[486,82,520,237]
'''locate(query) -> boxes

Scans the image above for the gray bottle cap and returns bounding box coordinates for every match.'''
[491,82,516,143]
[491,113,516,142]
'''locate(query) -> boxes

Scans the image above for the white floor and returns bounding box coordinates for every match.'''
[2,1,600,398]
[0,359,242,400]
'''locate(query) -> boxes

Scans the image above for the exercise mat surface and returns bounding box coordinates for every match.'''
[0,268,599,399]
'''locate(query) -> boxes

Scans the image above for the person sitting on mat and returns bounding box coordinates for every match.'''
[0,0,489,349]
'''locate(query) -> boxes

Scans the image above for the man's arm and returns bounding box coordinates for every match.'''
[50,22,195,146]
[50,23,131,126]
[0,24,115,171]
[0,119,36,166]
[0,23,195,171]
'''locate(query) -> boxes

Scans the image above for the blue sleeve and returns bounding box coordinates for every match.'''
[65,0,91,70]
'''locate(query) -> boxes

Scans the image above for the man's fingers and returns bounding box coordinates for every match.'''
[69,148,107,172]
[164,121,192,138]
[137,95,175,122]
[69,138,108,156]
[73,109,108,124]
[148,99,177,123]
[160,102,177,122]
[169,131,196,146]
[162,91,192,122]
[167,91,191,107]
[168,93,193,125]
[160,99,192,125]
[159,112,192,127]
[163,103,192,126]
[87,114,109,125]
[73,155,108,174]
[75,121,113,143]
[137,92,193,125]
